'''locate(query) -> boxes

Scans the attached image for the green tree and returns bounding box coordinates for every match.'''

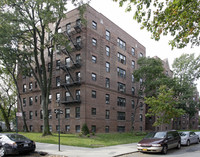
[0,0,86,136]
[113,0,200,48]
[172,53,200,128]
[145,85,185,127]
[0,69,17,131]
[132,57,170,129]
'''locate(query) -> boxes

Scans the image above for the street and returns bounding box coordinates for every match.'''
[121,143,200,157]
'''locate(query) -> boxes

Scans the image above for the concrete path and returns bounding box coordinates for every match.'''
[36,142,138,157]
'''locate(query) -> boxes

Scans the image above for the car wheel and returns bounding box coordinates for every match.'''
[177,142,181,149]
[162,145,168,154]
[186,140,190,146]
[0,147,5,157]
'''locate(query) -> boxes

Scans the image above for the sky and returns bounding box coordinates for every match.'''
[69,0,200,91]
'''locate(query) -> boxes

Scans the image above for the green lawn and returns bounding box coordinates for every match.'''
[18,132,146,148]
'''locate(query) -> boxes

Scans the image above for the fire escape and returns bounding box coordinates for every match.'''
[60,19,83,105]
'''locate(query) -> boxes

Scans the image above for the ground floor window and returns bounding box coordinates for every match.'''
[105,126,109,133]
[76,125,80,133]
[117,126,125,132]
[91,125,96,133]
[65,125,70,132]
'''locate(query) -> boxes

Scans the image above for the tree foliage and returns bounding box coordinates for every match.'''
[145,85,185,126]
[113,0,200,48]
[0,0,85,136]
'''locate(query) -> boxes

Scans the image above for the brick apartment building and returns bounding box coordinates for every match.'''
[18,5,147,133]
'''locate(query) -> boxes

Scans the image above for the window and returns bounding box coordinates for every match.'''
[118,82,126,93]
[23,98,26,106]
[117,38,126,50]
[40,125,43,132]
[29,125,33,132]
[56,44,61,54]
[106,62,110,72]
[76,36,81,46]
[76,125,80,133]
[65,57,70,67]
[105,126,109,133]
[117,53,126,64]
[76,19,81,27]
[92,90,96,98]
[65,125,70,132]
[92,21,97,29]
[65,92,70,101]
[56,76,60,87]
[58,27,62,33]
[132,87,135,95]
[49,125,52,132]
[117,67,126,78]
[29,82,33,91]
[75,107,80,118]
[29,111,33,119]
[132,74,135,83]
[76,54,81,63]
[131,47,135,56]
[23,84,26,92]
[76,90,80,100]
[48,110,52,119]
[140,78,143,86]
[40,110,43,119]
[105,94,110,104]
[49,94,52,103]
[117,126,125,132]
[56,60,60,70]
[65,108,70,119]
[35,81,38,88]
[56,125,60,132]
[105,78,110,88]
[29,97,33,106]
[56,93,60,102]
[105,110,110,119]
[92,55,97,63]
[35,96,38,103]
[132,60,135,69]
[139,52,143,58]
[48,63,51,72]
[66,23,71,34]
[91,108,96,115]
[48,47,52,56]
[140,114,143,121]
[65,74,70,84]
[76,72,81,82]
[140,102,143,110]
[91,125,96,133]
[92,38,97,46]
[117,112,125,120]
[117,97,126,107]
[106,30,110,40]
[132,100,135,109]
[92,73,96,81]
[106,46,110,56]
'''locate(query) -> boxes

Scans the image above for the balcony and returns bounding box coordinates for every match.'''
[61,78,82,87]
[60,60,82,70]
[61,96,81,105]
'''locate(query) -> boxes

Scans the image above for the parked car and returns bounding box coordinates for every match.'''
[0,142,4,157]
[179,131,199,146]
[137,130,181,154]
[0,133,36,155]
[195,132,200,142]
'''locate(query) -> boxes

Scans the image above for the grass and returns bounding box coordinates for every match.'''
[17,132,146,148]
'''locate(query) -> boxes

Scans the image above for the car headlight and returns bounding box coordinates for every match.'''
[137,144,141,146]
[152,144,161,147]
[7,142,17,148]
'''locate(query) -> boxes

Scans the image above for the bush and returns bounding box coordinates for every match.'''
[81,123,89,135]
[86,134,90,138]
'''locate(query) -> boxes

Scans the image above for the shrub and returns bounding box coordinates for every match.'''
[81,123,89,135]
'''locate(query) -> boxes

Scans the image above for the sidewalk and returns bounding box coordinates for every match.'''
[36,142,138,157]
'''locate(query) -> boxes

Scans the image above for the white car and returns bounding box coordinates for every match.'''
[179,131,199,146]
[195,132,200,142]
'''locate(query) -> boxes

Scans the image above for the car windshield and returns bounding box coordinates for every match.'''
[7,134,29,141]
[179,132,188,137]
[144,132,166,139]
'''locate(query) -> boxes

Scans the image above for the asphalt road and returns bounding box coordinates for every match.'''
[121,143,200,157]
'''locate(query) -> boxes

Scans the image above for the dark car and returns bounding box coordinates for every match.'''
[137,130,181,154]
[0,133,36,155]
